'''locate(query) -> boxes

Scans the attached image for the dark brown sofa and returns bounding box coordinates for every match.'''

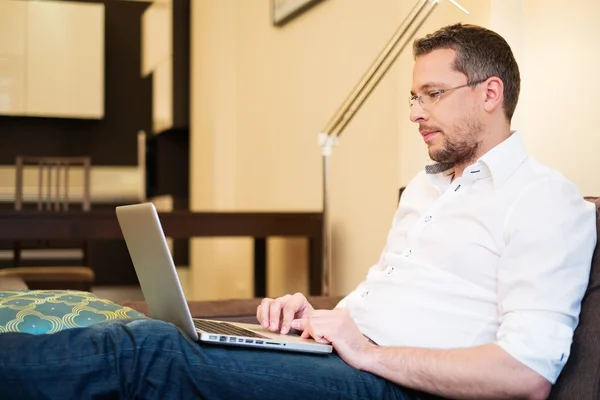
[548,197,600,399]
[2,198,600,399]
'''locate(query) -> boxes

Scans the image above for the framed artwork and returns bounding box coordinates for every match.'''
[271,0,324,27]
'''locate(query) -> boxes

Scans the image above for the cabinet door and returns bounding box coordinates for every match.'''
[153,58,173,133]
[26,1,105,119]
[0,0,26,115]
[142,1,172,77]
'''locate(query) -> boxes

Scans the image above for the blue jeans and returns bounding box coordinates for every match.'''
[0,319,431,400]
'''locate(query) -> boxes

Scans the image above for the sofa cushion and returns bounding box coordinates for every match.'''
[550,198,600,399]
[0,290,146,335]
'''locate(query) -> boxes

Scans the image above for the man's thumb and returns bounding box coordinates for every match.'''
[291,318,306,330]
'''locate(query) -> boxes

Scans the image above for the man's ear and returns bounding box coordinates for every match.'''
[482,77,504,113]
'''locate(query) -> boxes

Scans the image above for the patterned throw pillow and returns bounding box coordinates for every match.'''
[0,290,147,335]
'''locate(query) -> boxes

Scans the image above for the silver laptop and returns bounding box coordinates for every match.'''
[115,202,332,354]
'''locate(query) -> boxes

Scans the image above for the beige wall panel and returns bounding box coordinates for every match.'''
[0,57,26,115]
[0,0,26,57]
[518,0,600,196]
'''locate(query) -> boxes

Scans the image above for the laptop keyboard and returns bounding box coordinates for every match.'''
[194,319,268,338]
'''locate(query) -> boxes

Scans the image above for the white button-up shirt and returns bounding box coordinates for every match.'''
[339,131,597,384]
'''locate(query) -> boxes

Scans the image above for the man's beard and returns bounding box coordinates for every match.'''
[427,115,483,166]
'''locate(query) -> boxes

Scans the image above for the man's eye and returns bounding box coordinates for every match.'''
[428,91,442,99]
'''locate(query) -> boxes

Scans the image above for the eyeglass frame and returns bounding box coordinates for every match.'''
[409,79,488,108]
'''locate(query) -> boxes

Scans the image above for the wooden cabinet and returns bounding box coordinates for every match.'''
[152,58,174,133]
[142,0,189,133]
[0,0,105,119]
[142,1,172,77]
[26,1,105,119]
[0,0,27,115]
[143,0,174,132]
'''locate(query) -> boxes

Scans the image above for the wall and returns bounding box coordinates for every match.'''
[515,0,600,197]
[189,0,491,300]
[398,0,600,198]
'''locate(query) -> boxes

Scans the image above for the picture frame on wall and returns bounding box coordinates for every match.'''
[271,0,324,27]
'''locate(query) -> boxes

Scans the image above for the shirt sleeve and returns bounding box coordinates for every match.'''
[495,177,597,384]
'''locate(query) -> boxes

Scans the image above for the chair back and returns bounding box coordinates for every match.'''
[11,156,93,275]
[15,156,91,212]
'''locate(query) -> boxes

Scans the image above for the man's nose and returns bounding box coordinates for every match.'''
[409,101,428,123]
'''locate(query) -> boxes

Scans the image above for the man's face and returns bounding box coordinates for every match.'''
[410,48,484,166]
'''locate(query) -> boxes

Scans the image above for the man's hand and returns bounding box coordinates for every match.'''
[257,293,314,335]
[292,308,375,370]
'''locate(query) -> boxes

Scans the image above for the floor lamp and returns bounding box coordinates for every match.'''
[318,0,469,296]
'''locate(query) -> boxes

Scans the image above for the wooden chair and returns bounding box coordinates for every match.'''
[0,156,95,291]
[14,156,91,212]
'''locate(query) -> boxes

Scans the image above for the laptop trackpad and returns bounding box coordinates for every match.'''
[232,322,324,344]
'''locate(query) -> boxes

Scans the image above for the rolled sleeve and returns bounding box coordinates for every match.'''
[496,178,596,383]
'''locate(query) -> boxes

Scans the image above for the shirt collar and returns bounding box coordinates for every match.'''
[478,130,528,188]
[424,159,455,193]
[424,130,529,189]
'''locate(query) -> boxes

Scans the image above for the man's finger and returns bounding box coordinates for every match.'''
[299,326,331,344]
[280,298,303,334]
[300,328,311,339]
[259,298,273,328]
[256,304,262,325]
[300,329,310,339]
[269,298,285,331]
[315,336,332,345]
[291,318,307,331]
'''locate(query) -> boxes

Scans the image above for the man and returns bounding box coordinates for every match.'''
[258,22,596,399]
[0,23,596,400]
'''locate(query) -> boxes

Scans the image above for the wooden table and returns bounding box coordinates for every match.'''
[0,210,324,296]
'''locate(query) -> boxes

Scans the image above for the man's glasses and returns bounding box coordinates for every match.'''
[409,79,487,108]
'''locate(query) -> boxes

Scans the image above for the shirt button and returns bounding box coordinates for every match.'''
[386,266,395,276]
[404,249,412,258]
[424,215,432,223]
[361,291,369,298]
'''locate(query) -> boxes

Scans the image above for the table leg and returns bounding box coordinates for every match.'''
[308,232,323,296]
[253,238,267,298]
